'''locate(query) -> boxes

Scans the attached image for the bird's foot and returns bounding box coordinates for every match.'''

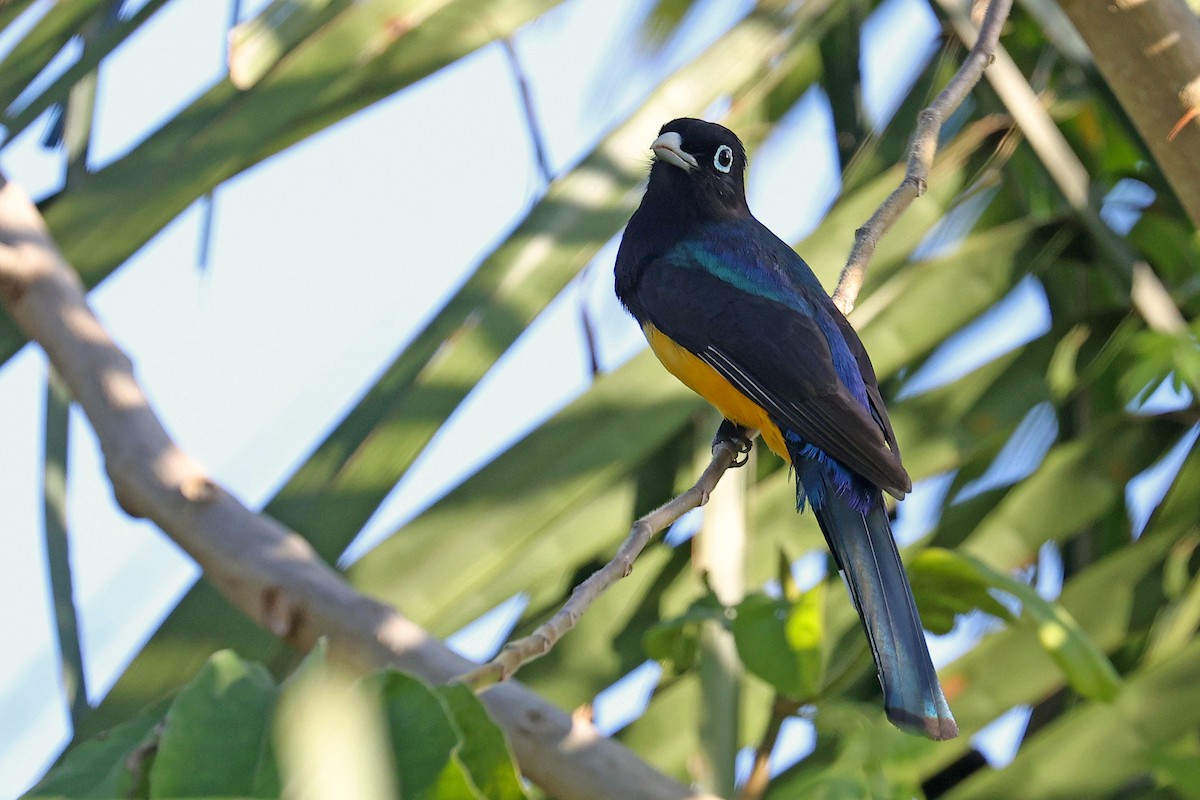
[712,419,753,467]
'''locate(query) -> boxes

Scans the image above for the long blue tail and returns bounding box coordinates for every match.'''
[812,488,958,740]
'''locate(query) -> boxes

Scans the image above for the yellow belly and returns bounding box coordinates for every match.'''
[643,323,789,460]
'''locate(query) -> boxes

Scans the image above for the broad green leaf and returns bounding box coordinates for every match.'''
[946,639,1200,799]
[818,0,867,168]
[960,416,1179,567]
[349,353,700,632]
[1144,536,1200,664]
[914,548,1121,702]
[644,592,725,674]
[907,548,1013,634]
[435,684,529,800]
[274,641,396,800]
[150,650,279,798]
[377,672,468,800]
[856,219,1046,378]
[1146,745,1200,800]
[732,586,825,701]
[228,0,352,90]
[888,338,1053,479]
[22,699,169,799]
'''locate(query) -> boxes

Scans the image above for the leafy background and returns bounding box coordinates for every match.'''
[3,0,1200,797]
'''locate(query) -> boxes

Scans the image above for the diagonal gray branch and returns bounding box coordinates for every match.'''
[0,174,717,800]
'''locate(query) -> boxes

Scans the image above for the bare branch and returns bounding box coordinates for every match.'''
[457,437,746,689]
[831,0,1013,314]
[0,176,717,800]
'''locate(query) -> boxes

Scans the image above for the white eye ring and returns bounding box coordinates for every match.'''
[713,145,734,173]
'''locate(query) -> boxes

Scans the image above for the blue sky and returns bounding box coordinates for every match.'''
[0,0,1135,794]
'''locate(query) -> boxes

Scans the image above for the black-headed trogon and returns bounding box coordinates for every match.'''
[614,117,957,740]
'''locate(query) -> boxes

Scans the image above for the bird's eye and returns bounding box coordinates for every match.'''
[713,145,734,173]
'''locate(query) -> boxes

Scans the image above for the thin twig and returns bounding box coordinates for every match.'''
[457,438,746,689]
[832,0,1013,314]
[502,36,554,187]
[736,696,800,800]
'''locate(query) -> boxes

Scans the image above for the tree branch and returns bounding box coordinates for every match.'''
[831,0,1013,314]
[458,437,745,689]
[0,174,717,800]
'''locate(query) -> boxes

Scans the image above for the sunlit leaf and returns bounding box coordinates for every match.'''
[732,586,825,701]
[150,651,278,798]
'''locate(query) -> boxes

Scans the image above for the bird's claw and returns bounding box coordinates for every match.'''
[712,419,753,468]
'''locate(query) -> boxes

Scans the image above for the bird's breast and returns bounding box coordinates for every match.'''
[642,322,789,460]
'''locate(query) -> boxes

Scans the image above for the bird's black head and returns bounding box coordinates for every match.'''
[645,118,750,222]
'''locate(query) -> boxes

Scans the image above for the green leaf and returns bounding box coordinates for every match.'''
[149,650,279,798]
[435,684,529,800]
[907,548,1013,635]
[732,586,825,701]
[274,642,397,800]
[960,416,1179,567]
[644,593,725,673]
[1146,745,1200,800]
[946,639,1200,799]
[918,549,1122,702]
[22,699,169,799]
[377,672,472,800]
[228,0,352,90]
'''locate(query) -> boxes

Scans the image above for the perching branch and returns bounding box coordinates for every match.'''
[457,436,746,689]
[458,0,1015,690]
[831,0,1013,314]
[0,174,717,800]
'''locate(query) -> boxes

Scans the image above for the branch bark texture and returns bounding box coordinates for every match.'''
[1057,0,1200,229]
[0,175,715,800]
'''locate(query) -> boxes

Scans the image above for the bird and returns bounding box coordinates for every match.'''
[614,117,957,740]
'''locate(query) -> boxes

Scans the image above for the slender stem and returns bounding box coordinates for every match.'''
[42,368,89,722]
[736,696,800,800]
[456,437,746,689]
[832,0,1013,314]
[695,455,748,797]
[502,36,554,187]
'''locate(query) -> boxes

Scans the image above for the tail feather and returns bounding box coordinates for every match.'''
[812,490,958,740]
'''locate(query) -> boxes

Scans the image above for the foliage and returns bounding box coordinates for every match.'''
[24,645,525,800]
[4,0,1200,797]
